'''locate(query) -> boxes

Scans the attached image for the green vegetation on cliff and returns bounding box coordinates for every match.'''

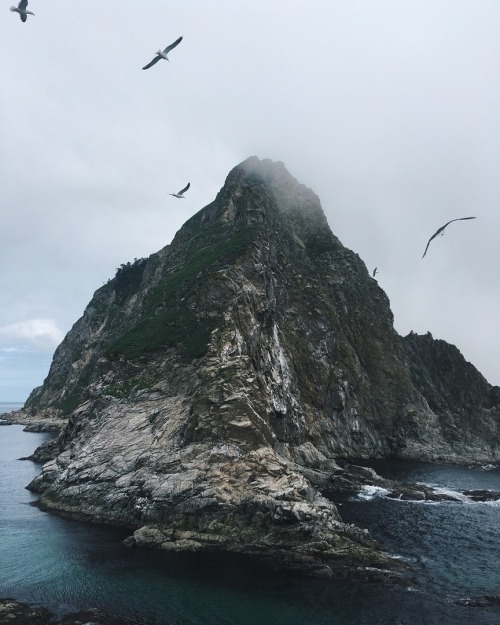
[114,258,148,303]
[106,222,259,361]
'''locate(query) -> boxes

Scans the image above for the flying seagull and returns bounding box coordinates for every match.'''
[422,217,476,258]
[169,182,190,199]
[142,37,183,70]
[10,0,34,22]
[372,267,378,277]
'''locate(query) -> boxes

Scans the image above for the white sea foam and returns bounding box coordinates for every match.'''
[429,486,470,502]
[355,485,391,500]
[480,464,498,471]
[467,463,499,471]
[481,498,500,507]
[391,497,441,505]
[382,551,417,563]
[356,566,395,574]
[424,487,500,505]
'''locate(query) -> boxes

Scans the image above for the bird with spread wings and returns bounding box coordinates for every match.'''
[422,217,476,258]
[169,183,190,199]
[10,0,34,22]
[142,37,183,70]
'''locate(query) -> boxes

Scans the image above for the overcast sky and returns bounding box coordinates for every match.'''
[1,1,499,401]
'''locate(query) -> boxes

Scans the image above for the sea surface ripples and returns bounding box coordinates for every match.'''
[1,423,499,625]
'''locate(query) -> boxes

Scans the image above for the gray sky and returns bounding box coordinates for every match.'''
[1,1,499,401]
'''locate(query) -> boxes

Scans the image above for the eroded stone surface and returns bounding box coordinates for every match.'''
[19,157,500,575]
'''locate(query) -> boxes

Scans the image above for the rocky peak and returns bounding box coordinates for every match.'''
[220,156,328,226]
[170,156,335,255]
[21,157,500,577]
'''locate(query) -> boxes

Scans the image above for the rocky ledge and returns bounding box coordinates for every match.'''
[29,428,409,581]
[462,489,500,502]
[2,409,65,433]
[0,599,127,625]
[327,463,500,503]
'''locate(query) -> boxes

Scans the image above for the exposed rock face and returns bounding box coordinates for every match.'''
[23,157,500,574]
[403,331,500,462]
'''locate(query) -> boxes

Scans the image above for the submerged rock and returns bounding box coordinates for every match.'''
[462,489,500,502]
[0,599,126,625]
[456,595,500,608]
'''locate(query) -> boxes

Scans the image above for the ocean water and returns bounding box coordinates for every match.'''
[334,459,500,606]
[0,424,499,624]
[0,401,24,416]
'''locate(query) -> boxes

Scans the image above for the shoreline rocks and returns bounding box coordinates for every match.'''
[462,489,500,502]
[325,463,500,504]
[5,409,65,433]
[0,599,128,625]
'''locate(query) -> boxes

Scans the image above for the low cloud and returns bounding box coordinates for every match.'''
[0,318,64,351]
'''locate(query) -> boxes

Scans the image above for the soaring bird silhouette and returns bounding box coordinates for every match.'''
[142,37,183,70]
[422,217,476,258]
[168,182,190,198]
[10,0,34,22]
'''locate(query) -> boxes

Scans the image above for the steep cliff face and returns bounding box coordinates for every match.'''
[24,157,500,574]
[402,331,500,462]
[26,157,427,455]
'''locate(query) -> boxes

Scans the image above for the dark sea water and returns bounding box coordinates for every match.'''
[1,419,499,625]
[0,402,24,418]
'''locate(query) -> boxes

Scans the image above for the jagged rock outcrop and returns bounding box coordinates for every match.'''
[22,157,500,575]
[402,331,500,461]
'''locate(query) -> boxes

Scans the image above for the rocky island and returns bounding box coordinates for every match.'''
[11,157,500,578]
